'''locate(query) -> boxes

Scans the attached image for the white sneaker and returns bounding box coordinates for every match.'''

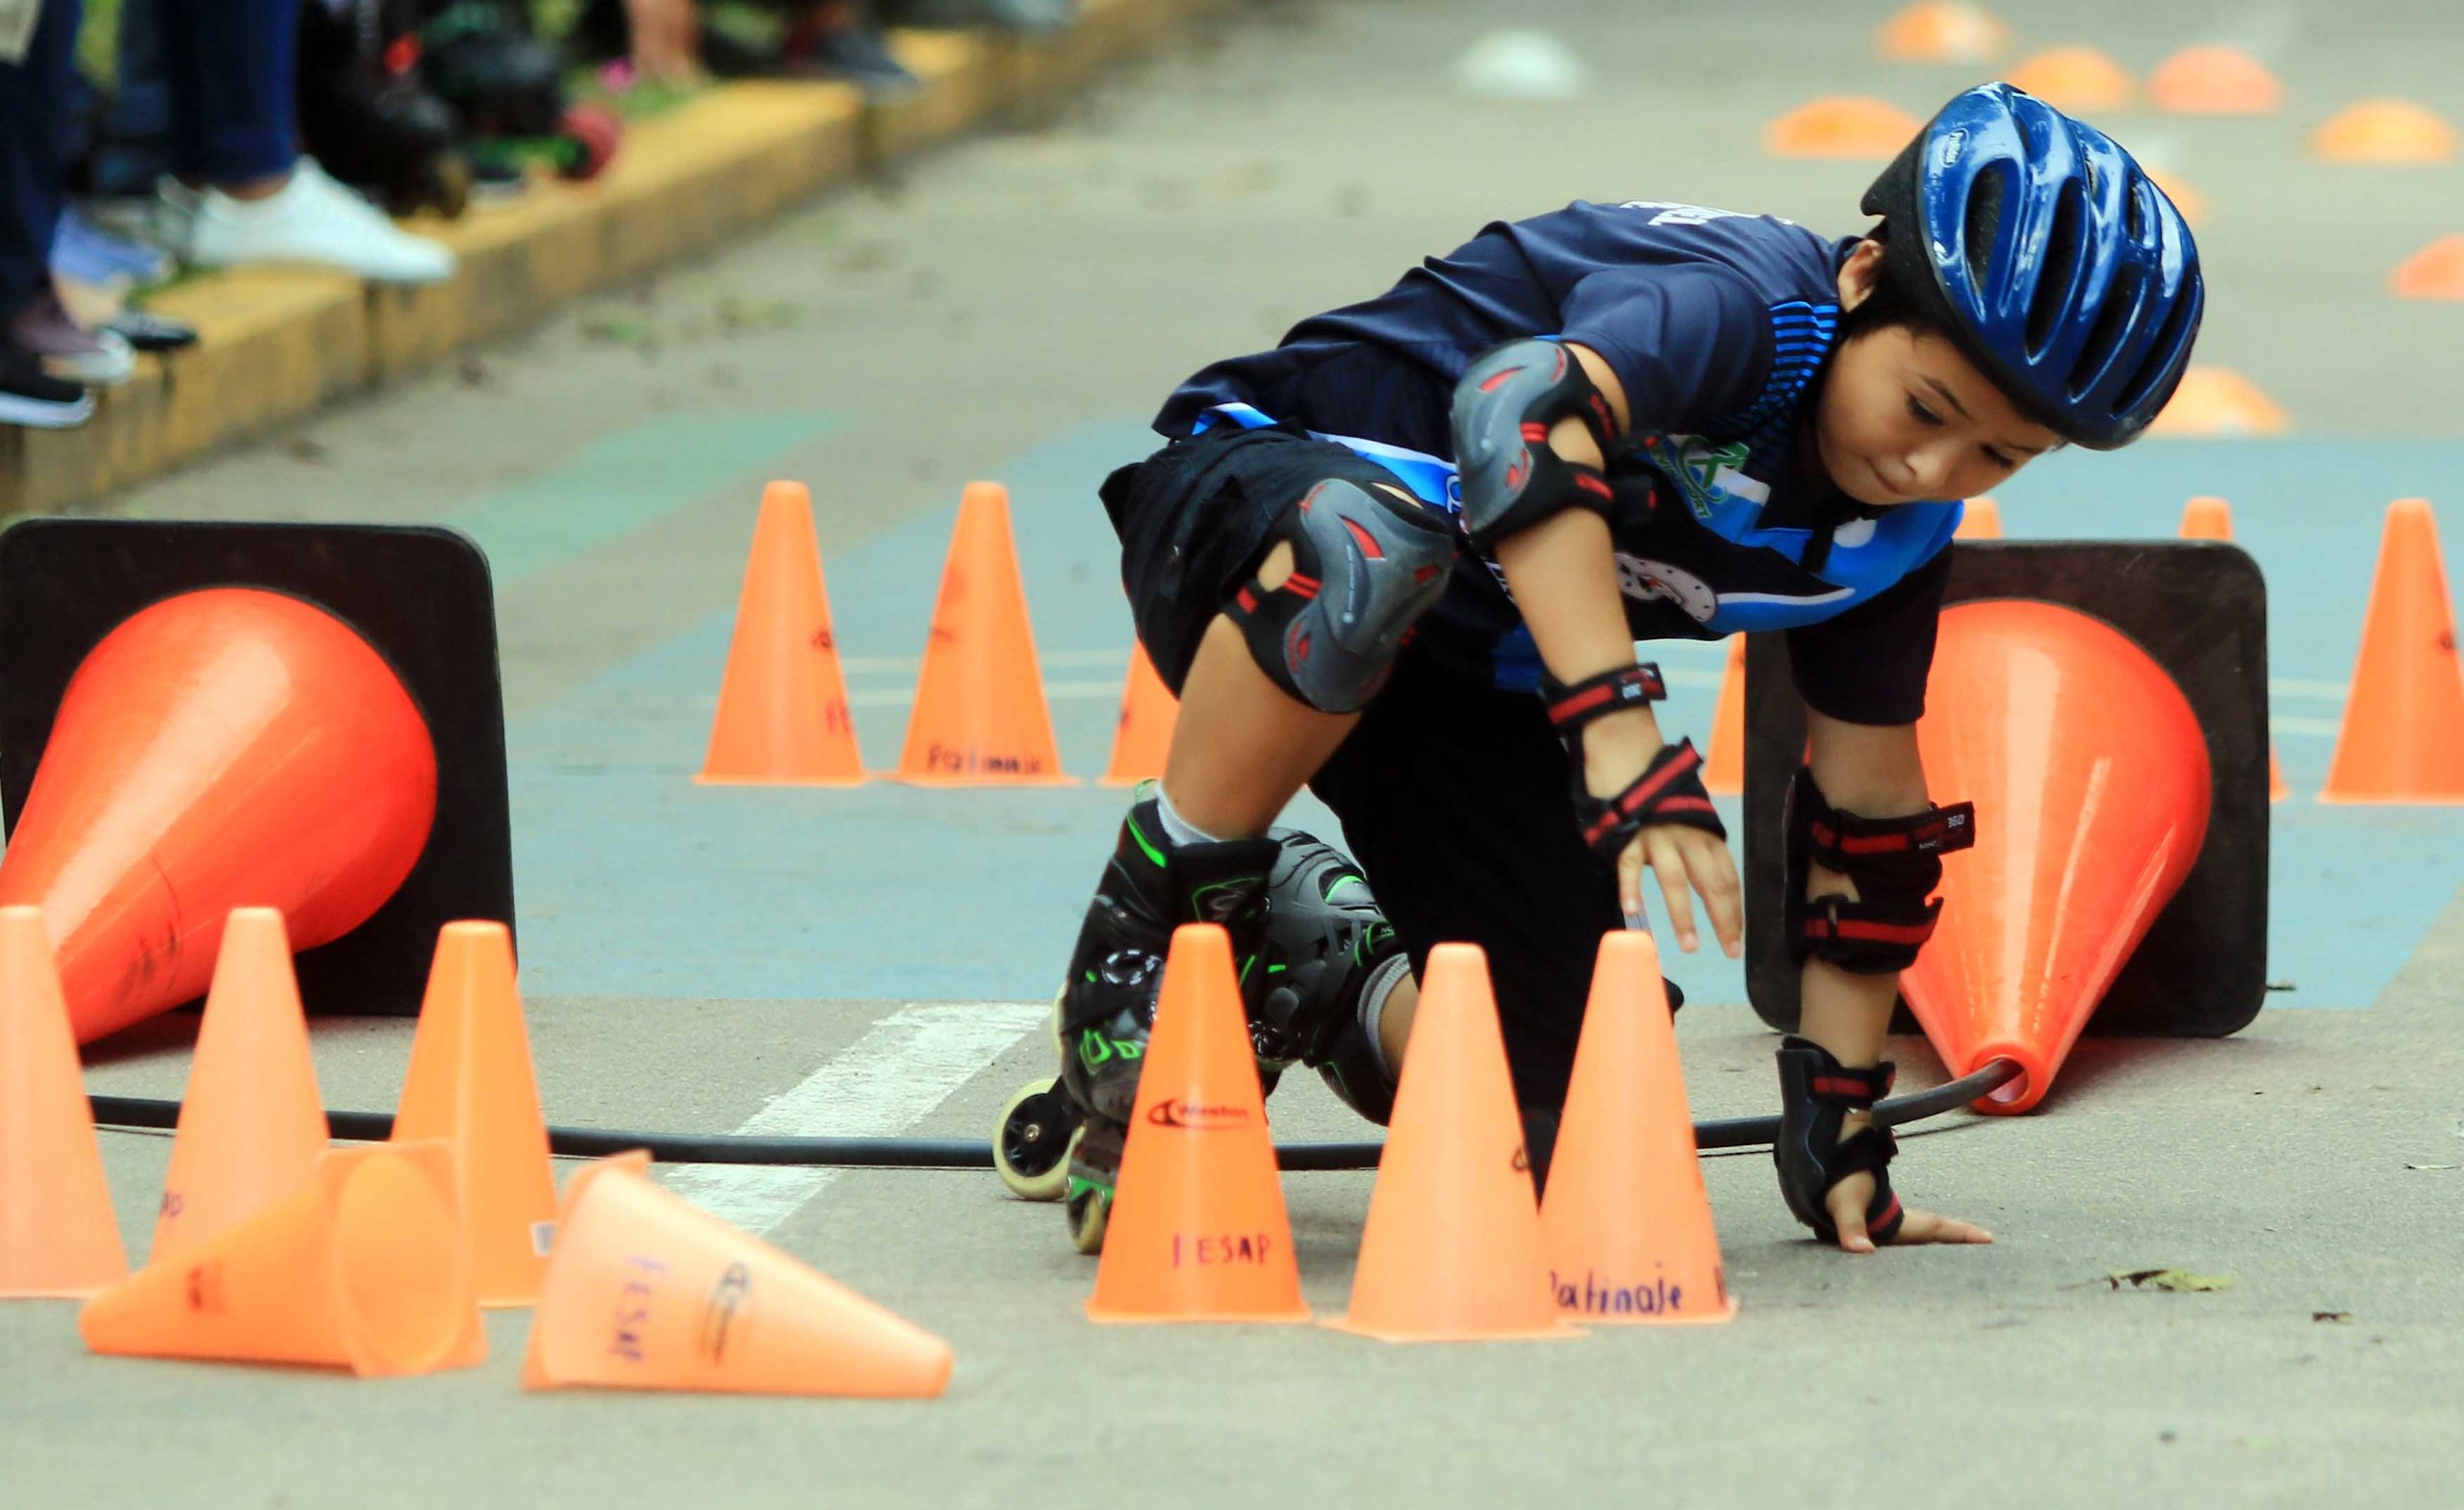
[183,159,457,285]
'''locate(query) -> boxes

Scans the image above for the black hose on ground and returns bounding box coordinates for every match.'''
[87,1060,2017,1169]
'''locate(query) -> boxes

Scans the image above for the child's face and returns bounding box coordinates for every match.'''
[1814,241,2064,508]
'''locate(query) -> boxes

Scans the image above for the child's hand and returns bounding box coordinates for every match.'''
[1621,824,1742,958]
[1824,1168,1994,1252]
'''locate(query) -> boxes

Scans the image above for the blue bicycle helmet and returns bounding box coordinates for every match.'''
[1861,83,2203,449]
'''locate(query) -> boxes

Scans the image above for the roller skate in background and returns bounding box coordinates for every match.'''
[420,2,625,188]
[297,0,474,218]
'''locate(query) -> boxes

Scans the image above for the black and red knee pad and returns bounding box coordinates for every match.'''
[1783,767,1975,975]
[1226,478,1457,715]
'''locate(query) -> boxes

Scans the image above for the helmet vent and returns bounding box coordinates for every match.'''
[2115,271,2201,418]
[1962,166,2009,300]
[2074,267,2141,400]
[2026,182,2087,359]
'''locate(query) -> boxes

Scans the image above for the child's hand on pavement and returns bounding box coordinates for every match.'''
[1824,1165,1994,1253]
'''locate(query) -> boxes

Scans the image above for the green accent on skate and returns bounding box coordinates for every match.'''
[1266,962,1288,974]
[1327,875,1368,900]
[1124,811,1168,869]
[1077,1027,1144,1070]
[1240,954,1255,984]
[1084,969,1097,983]
[1066,1173,1114,1203]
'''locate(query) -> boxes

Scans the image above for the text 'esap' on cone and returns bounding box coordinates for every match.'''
[698,481,864,786]
[524,1153,953,1396]
[1541,932,1732,1325]
[83,1141,483,1377]
[393,921,556,1308]
[1704,636,1745,796]
[1901,602,2212,1113]
[1100,642,1179,787]
[1324,944,1578,1344]
[889,482,1074,787]
[1088,924,1307,1324]
[2322,499,2464,804]
[2175,498,2287,802]
[0,907,127,1298]
[151,909,330,1264]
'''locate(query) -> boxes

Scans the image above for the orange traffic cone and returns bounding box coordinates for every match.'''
[2147,169,2206,227]
[1901,602,2212,1113]
[2175,499,2287,801]
[393,921,557,1308]
[1875,1,2007,64]
[2150,368,2289,437]
[2312,100,2455,164]
[2148,46,2280,115]
[888,482,1074,786]
[1703,637,1745,797]
[2392,238,2464,300]
[1088,924,1307,1324]
[1765,97,1923,158]
[83,1141,483,1376]
[523,1153,954,1396]
[150,909,329,1263]
[1957,496,2004,539]
[0,907,128,1298]
[0,589,438,1044]
[1540,932,1733,1325]
[697,481,864,786]
[2004,47,2135,112]
[1324,944,1578,1343]
[1099,642,1179,787]
[2322,499,2464,803]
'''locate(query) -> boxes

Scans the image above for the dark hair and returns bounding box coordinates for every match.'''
[1834,221,1950,346]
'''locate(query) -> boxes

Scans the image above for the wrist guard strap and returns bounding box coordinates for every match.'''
[1774,1036,1905,1244]
[1784,766,1976,975]
[1541,663,1667,746]
[1573,738,1726,861]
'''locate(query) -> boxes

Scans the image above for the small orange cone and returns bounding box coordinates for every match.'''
[1703,637,1745,797]
[1957,496,2004,539]
[1540,932,1733,1325]
[1324,944,1578,1343]
[2147,168,2206,227]
[1875,1,2008,64]
[1088,924,1308,1323]
[2393,238,2464,300]
[2003,47,2135,113]
[697,481,864,786]
[2148,46,2280,115]
[1765,97,1924,159]
[522,1153,954,1396]
[150,909,329,1264]
[2149,368,2290,437]
[2322,499,2464,804]
[83,1141,483,1376]
[2312,100,2456,164]
[1099,643,1180,787]
[2175,498,2289,802]
[0,907,128,1298]
[888,482,1075,787]
[392,921,557,1308]
[1903,602,2212,1113]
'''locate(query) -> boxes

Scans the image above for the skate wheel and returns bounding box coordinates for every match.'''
[993,1080,1080,1202]
[1065,1180,1111,1255]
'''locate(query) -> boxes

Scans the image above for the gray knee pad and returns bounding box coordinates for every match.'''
[1226,478,1456,714]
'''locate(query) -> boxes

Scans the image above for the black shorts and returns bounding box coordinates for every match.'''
[1102,423,1629,1113]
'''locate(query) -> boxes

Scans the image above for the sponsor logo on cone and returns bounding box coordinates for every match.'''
[2175,498,2288,801]
[0,907,128,1298]
[697,481,864,786]
[1099,643,1179,787]
[523,1154,953,1396]
[1765,97,1922,159]
[887,483,1075,787]
[1088,924,1308,1324]
[151,909,330,1264]
[2322,499,2464,804]
[82,1142,484,1377]
[1541,932,1734,1324]
[1323,944,1579,1343]
[1956,496,2002,540]
[1704,636,1745,797]
[393,922,558,1308]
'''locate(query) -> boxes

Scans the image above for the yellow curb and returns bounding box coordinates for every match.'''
[1,0,1211,517]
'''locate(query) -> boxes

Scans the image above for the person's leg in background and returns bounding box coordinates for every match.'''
[0,0,107,418]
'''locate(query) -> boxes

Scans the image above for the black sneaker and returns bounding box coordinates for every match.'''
[1,332,95,429]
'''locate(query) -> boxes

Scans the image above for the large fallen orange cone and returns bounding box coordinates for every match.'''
[2004,47,2135,112]
[1957,496,2003,539]
[2392,238,2464,300]
[1765,97,1922,158]
[523,1153,953,1396]
[1875,1,2007,64]
[2149,46,2280,115]
[2312,100,2455,164]
[150,909,329,1263]
[2149,368,2289,437]
[888,482,1074,786]
[2322,499,2464,804]
[1704,637,1745,797]
[2175,499,2288,801]
[0,588,438,1044]
[83,1141,484,1376]
[697,481,864,786]
[1324,944,1578,1343]
[1089,924,1307,1323]
[1902,602,2212,1113]
[1099,642,1179,787]
[1540,932,1733,1325]
[393,921,557,1308]
[0,907,127,1298]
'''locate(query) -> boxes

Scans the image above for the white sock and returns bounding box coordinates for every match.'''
[1355,952,1414,1079]
[1152,784,1223,847]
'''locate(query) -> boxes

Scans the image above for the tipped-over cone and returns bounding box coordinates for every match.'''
[1901,601,2212,1113]
[1099,642,1179,786]
[394,921,557,1307]
[524,1154,953,1395]
[83,1142,483,1376]
[1324,944,1578,1343]
[2322,499,2464,803]
[1541,932,1733,1324]
[1089,925,1307,1324]
[0,907,128,1297]
[697,481,865,786]
[0,589,437,1043]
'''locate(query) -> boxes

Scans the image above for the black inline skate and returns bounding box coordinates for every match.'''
[419,2,624,186]
[297,0,473,218]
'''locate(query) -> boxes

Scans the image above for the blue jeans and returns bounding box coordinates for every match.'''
[0,0,80,314]
[93,0,299,197]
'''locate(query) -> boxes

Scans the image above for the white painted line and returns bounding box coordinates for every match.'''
[2271,678,2348,701]
[2273,716,2342,737]
[658,1001,1047,1234]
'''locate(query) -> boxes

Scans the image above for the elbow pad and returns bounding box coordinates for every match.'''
[1450,339,1622,550]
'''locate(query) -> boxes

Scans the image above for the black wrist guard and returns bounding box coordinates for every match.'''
[1571,738,1726,861]
[1541,663,1667,743]
[1784,766,1976,975]
[1774,1035,1905,1244]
